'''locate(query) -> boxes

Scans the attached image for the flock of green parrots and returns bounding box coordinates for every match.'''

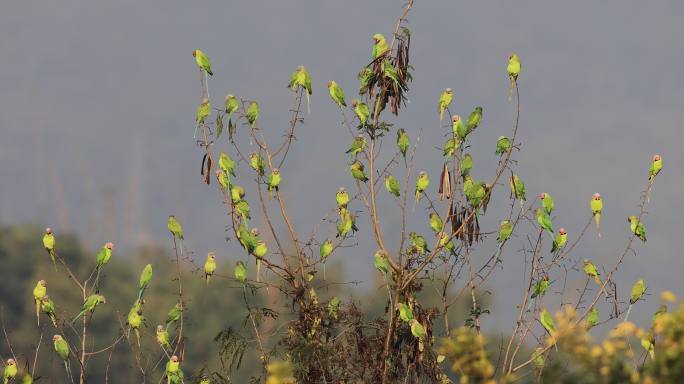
[2,33,666,384]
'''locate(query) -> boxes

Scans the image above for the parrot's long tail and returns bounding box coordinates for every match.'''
[323,262,327,281]
[193,121,200,139]
[413,192,420,212]
[525,297,536,314]
[72,311,85,324]
[595,213,601,239]
[256,259,261,283]
[50,314,58,327]
[624,304,634,322]
[36,300,40,326]
[50,251,57,271]
[137,287,144,302]
[494,242,504,263]
[64,360,72,383]
[646,178,655,203]
[135,329,140,347]
[93,269,102,292]
[204,71,210,99]
[508,78,515,102]
[306,93,311,114]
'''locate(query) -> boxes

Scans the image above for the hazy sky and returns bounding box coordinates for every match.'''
[2,0,683,330]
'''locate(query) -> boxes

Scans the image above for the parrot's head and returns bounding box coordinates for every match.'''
[170,355,179,363]
[509,53,517,60]
[42,295,50,301]
[169,215,175,219]
[538,192,546,199]
[338,187,346,193]
[225,94,232,100]
[157,324,164,332]
[500,220,510,227]
[583,259,590,265]
[250,227,260,236]
[105,242,113,250]
[201,97,209,105]
[372,34,384,43]
[475,106,483,113]
[192,50,198,58]
[653,154,661,161]
[38,279,47,286]
[375,249,387,259]
[542,275,549,282]
[100,296,107,304]
[351,99,359,107]
[327,80,334,89]
[592,193,601,200]
[297,65,304,71]
[208,252,215,260]
[445,88,452,94]
[45,227,52,234]
[419,171,427,178]
[627,215,637,223]
[451,115,460,123]
[498,136,507,141]
[7,358,15,365]
[559,228,566,235]
[215,170,222,177]
[52,335,61,342]
[272,168,280,175]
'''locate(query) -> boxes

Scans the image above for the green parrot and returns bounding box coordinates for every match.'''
[33,280,47,326]
[531,276,550,299]
[237,224,257,253]
[267,169,281,197]
[204,252,217,284]
[539,308,555,334]
[628,215,646,242]
[429,213,443,234]
[460,153,473,178]
[451,115,467,141]
[397,128,410,162]
[167,215,184,240]
[230,184,245,203]
[194,97,211,138]
[374,249,389,278]
[350,161,368,182]
[585,308,600,330]
[249,152,266,175]
[652,304,667,323]
[641,336,655,360]
[591,193,603,238]
[351,99,369,125]
[127,299,144,347]
[246,101,259,128]
[466,106,483,131]
[137,263,153,301]
[550,228,567,254]
[327,297,341,319]
[496,136,511,155]
[438,88,453,123]
[358,67,373,94]
[495,220,513,259]
[192,50,213,76]
[414,171,430,207]
[225,94,239,118]
[346,135,367,156]
[630,279,646,305]
[463,176,486,210]
[649,154,662,181]
[625,278,646,322]
[3,358,17,384]
[289,65,313,112]
[254,240,268,258]
[235,200,251,223]
[218,152,236,177]
[41,295,58,327]
[583,259,601,285]
[385,174,400,197]
[409,319,427,341]
[156,324,171,351]
[510,174,526,206]
[165,355,183,384]
[539,192,554,216]
[399,302,414,322]
[42,227,56,268]
[72,294,106,323]
[507,53,521,100]
[371,33,389,60]
[438,232,455,254]
[20,374,32,384]
[234,261,247,284]
[409,232,429,255]
[216,170,229,190]
[536,208,554,235]
[94,241,113,288]
[337,207,357,238]
[320,239,333,260]
[53,335,71,379]
[442,137,457,158]
[336,187,350,209]
[165,302,183,330]
[327,80,346,108]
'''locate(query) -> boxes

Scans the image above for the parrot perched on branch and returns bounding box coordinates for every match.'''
[246,101,260,128]
[539,192,554,216]
[397,128,410,163]
[583,259,601,285]
[647,154,662,203]
[41,295,58,327]
[496,136,511,155]
[289,65,312,113]
[510,174,526,206]
[371,34,388,60]
[156,324,171,352]
[204,252,217,284]
[495,220,513,260]
[385,174,400,197]
[137,264,153,301]
[94,242,113,289]
[590,193,603,238]
[550,228,567,254]
[628,215,646,242]
[536,208,554,236]
[351,99,369,126]
[350,161,368,183]
[72,294,106,323]
[414,171,430,209]
[42,227,56,268]
[438,88,453,123]
[346,135,366,157]
[268,169,282,197]
[3,358,17,384]
[165,355,184,384]
[507,53,521,101]
[127,299,144,347]
[625,278,646,322]
[327,81,346,108]
[33,280,47,326]
[53,335,71,380]
[192,50,213,76]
